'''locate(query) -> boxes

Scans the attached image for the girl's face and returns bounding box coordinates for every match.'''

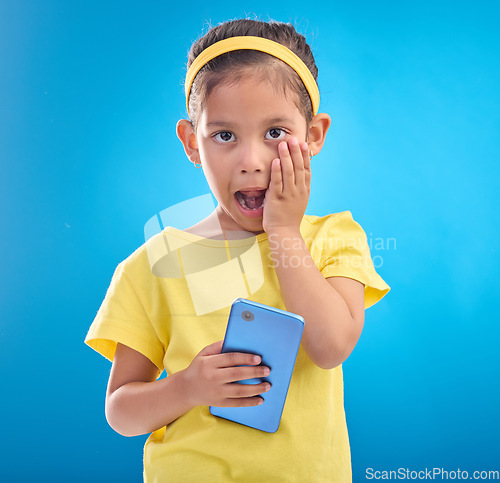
[194,75,310,234]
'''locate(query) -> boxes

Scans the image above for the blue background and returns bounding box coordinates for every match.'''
[1,0,499,481]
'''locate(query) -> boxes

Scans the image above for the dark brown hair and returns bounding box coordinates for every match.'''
[186,19,318,127]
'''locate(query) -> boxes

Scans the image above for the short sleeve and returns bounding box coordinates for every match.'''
[310,211,390,309]
[85,262,165,371]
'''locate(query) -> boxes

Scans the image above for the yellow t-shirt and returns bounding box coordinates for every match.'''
[85,211,390,482]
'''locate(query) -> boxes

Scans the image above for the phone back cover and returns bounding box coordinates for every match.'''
[209,298,304,433]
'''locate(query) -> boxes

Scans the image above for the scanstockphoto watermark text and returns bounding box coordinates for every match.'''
[268,232,396,269]
[366,467,499,480]
[366,232,397,267]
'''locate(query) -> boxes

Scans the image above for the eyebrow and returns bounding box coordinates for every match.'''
[206,117,295,128]
[206,121,232,128]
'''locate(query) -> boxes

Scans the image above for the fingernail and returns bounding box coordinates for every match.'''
[263,367,270,376]
[253,356,261,364]
[264,383,271,391]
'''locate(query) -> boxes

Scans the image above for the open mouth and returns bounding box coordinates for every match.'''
[235,190,266,210]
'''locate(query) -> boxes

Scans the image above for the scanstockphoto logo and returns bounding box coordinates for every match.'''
[144,194,265,316]
[143,195,397,314]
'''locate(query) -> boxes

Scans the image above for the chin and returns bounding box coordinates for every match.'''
[241,217,264,233]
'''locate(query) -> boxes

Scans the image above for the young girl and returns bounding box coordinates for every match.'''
[86,18,390,482]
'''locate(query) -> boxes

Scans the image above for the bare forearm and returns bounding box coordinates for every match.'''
[106,369,192,437]
[268,229,361,369]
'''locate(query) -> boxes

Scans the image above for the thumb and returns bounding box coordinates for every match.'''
[198,340,224,357]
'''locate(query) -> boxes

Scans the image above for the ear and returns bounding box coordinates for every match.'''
[176,119,200,165]
[306,113,331,156]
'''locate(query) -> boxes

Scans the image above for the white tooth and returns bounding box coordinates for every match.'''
[236,193,248,208]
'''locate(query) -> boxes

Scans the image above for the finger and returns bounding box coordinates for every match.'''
[219,364,271,383]
[268,157,283,196]
[278,140,294,191]
[288,137,305,187]
[198,340,223,357]
[301,141,311,187]
[225,381,272,400]
[219,395,265,408]
[215,351,262,369]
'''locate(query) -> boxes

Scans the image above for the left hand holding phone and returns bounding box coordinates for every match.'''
[181,341,271,408]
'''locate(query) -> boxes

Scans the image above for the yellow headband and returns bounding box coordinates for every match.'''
[185,36,320,117]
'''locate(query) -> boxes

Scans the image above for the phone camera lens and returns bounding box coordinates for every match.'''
[241,310,254,321]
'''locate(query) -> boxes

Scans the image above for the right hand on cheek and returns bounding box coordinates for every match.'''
[181,340,271,408]
[262,138,311,235]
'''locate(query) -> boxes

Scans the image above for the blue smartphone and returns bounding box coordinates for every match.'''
[209,298,304,433]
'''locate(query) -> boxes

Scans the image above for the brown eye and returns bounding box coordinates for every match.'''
[265,128,286,140]
[214,131,235,143]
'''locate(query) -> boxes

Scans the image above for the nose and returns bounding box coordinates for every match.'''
[237,141,269,173]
